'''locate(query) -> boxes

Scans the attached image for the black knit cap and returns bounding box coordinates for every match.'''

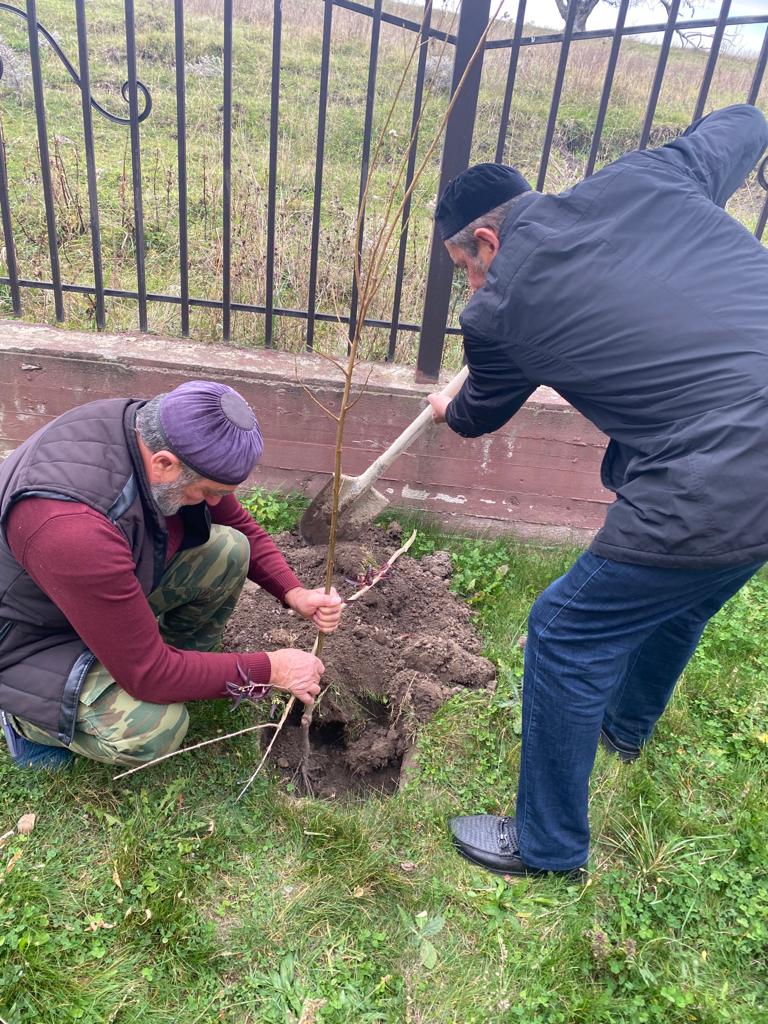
[435,162,532,241]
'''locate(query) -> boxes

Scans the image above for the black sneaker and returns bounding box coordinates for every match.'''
[599,726,641,763]
[1,711,74,770]
[449,815,587,880]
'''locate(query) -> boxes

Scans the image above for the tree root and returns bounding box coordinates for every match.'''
[294,703,317,796]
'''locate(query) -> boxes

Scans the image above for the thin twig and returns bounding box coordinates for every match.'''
[344,362,376,413]
[352,2,440,297]
[295,358,341,421]
[345,529,417,604]
[312,348,349,377]
[112,721,277,781]
[235,695,296,802]
[366,1,504,301]
[310,531,417,715]
[238,531,417,789]
[362,1,455,288]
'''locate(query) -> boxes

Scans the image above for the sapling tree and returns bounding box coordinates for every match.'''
[279,0,504,795]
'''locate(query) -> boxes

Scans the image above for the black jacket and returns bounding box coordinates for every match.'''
[446,104,768,568]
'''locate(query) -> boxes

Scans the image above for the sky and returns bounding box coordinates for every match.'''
[496,0,768,55]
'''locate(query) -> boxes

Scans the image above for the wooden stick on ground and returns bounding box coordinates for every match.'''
[112,721,278,781]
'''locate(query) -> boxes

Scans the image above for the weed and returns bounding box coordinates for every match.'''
[239,486,309,534]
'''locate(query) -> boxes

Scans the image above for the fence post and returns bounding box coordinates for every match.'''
[415,0,491,382]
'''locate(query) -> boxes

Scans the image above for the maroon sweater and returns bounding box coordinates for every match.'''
[5,494,302,704]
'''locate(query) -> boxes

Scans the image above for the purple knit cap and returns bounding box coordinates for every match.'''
[157,380,263,485]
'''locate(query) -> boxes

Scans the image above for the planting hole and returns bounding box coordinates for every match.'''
[223,525,497,799]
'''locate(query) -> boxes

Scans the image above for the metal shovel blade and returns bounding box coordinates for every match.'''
[299,475,389,546]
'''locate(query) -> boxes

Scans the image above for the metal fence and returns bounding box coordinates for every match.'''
[0,0,767,379]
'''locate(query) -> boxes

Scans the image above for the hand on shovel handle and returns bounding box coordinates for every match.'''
[427,391,453,423]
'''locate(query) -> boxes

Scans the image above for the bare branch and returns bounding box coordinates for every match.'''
[235,696,296,802]
[313,348,349,377]
[295,357,340,421]
[112,721,277,781]
[344,361,376,413]
[344,529,418,604]
[351,2,436,299]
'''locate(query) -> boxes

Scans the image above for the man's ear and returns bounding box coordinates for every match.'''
[147,450,183,485]
[473,226,500,260]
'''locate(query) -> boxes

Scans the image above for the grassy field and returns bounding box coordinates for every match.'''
[0,0,765,364]
[0,494,766,1024]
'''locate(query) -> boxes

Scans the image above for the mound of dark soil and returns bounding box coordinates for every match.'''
[222,523,496,797]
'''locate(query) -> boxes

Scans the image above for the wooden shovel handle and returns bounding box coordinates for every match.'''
[353,365,469,492]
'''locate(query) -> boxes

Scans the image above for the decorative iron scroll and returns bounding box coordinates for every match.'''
[758,155,768,192]
[0,2,152,124]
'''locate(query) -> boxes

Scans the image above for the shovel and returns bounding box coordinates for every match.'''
[299,365,469,545]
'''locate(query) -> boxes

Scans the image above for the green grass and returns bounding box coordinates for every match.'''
[1,495,766,1023]
[0,0,765,362]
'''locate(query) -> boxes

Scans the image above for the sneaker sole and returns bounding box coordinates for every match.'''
[452,839,587,881]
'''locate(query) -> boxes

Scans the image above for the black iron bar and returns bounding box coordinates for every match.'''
[537,0,578,191]
[348,0,382,347]
[757,156,768,241]
[487,14,767,49]
[26,0,63,321]
[585,0,629,177]
[388,0,432,361]
[264,0,282,348]
[75,0,105,330]
[639,0,681,150]
[306,0,333,351]
[693,0,732,122]
[0,276,463,333]
[756,192,768,242]
[124,0,147,331]
[416,0,491,381]
[0,129,21,315]
[174,0,189,336]
[756,197,768,241]
[748,25,768,105]
[332,0,455,44]
[494,0,526,165]
[222,0,233,341]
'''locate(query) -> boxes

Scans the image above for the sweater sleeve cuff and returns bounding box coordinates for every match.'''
[239,651,273,686]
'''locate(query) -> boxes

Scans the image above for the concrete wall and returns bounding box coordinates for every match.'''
[0,321,613,541]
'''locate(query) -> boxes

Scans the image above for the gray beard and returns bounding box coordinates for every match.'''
[151,480,189,517]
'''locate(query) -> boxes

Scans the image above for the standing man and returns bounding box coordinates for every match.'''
[427,104,768,879]
[0,380,342,769]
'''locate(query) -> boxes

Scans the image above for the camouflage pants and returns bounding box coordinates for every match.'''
[15,525,251,766]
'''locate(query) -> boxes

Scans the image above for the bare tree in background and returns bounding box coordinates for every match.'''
[553,0,601,32]
[554,0,699,37]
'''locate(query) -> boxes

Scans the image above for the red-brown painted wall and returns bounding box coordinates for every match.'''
[0,321,612,541]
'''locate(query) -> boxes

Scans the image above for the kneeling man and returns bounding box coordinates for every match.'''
[0,380,341,768]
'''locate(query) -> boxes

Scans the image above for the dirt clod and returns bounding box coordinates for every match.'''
[16,813,36,835]
[222,526,495,798]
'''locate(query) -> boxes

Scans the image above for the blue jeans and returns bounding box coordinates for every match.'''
[515,552,764,870]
